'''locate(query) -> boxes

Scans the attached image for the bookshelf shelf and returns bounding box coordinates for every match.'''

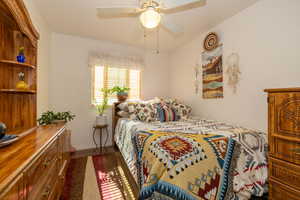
[0,60,36,69]
[0,89,36,94]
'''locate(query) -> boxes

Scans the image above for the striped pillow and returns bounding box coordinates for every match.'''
[157,104,178,122]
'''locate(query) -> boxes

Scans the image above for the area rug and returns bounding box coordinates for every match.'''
[61,153,267,200]
[61,153,136,200]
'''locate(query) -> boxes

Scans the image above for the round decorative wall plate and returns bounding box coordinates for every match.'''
[203,32,219,51]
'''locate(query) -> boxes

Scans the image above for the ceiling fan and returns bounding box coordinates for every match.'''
[97,0,206,35]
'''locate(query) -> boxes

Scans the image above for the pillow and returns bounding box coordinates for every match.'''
[136,103,158,122]
[160,98,178,107]
[157,104,178,122]
[117,111,130,118]
[117,102,129,112]
[172,102,192,120]
[128,102,158,122]
[144,97,161,104]
[117,100,142,112]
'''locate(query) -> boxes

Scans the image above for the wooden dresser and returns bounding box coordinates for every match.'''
[0,124,71,200]
[265,88,300,200]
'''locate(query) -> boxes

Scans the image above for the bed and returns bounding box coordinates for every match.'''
[112,103,268,200]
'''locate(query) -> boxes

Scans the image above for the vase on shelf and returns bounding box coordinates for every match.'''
[17,53,25,63]
[16,72,29,90]
[16,47,26,63]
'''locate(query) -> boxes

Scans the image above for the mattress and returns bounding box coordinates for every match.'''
[115,117,268,199]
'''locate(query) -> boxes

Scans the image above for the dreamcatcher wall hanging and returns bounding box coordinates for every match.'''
[226,53,241,94]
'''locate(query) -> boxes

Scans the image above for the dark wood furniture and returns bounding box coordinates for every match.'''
[112,102,122,146]
[0,123,71,200]
[0,0,39,134]
[265,88,300,200]
[0,1,72,199]
[92,124,109,153]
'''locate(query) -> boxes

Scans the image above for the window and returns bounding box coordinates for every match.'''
[92,66,141,104]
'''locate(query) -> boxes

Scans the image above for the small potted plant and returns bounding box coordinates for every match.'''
[95,88,113,126]
[37,111,75,125]
[17,47,26,63]
[112,86,130,102]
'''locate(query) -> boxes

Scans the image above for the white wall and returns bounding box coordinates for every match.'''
[169,0,300,131]
[23,0,52,116]
[49,33,170,150]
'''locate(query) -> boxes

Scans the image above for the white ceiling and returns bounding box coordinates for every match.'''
[33,0,259,52]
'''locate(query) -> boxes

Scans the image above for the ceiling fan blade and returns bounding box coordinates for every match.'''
[160,0,206,14]
[97,8,142,18]
[161,16,184,36]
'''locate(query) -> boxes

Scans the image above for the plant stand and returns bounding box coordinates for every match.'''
[92,124,109,153]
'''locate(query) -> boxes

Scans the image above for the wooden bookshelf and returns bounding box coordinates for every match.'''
[0,59,36,69]
[0,89,36,94]
[0,0,39,133]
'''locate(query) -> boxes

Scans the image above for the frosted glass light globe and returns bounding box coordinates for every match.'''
[140,7,161,29]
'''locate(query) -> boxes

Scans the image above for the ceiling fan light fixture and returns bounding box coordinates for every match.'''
[139,7,161,29]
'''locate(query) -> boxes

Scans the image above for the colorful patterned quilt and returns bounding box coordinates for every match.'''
[115,118,268,200]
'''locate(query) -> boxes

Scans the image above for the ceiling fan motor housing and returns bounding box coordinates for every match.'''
[141,0,160,10]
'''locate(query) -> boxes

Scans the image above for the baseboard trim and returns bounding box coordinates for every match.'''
[71,146,116,158]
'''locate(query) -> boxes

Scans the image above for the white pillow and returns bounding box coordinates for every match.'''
[117,102,129,112]
[117,111,130,118]
[143,97,161,104]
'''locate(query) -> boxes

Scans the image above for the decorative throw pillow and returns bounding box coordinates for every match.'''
[172,102,192,120]
[157,104,178,122]
[160,98,177,105]
[127,102,139,120]
[135,103,158,122]
[128,102,158,122]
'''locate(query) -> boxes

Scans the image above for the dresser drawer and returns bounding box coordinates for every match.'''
[268,92,300,140]
[48,180,62,200]
[269,179,300,200]
[269,157,300,191]
[25,139,59,200]
[0,174,24,200]
[270,137,300,165]
[36,163,58,200]
[26,159,59,200]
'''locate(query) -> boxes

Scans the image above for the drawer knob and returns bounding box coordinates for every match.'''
[43,159,51,167]
[42,186,51,197]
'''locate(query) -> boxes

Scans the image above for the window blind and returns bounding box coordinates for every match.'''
[93,66,141,104]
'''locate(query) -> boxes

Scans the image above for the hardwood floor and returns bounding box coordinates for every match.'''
[66,149,267,200]
[63,150,138,200]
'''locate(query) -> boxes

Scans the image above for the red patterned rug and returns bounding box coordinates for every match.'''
[61,153,136,200]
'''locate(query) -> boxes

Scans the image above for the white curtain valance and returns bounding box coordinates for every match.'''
[88,52,144,70]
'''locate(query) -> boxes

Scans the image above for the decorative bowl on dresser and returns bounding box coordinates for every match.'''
[265,88,300,200]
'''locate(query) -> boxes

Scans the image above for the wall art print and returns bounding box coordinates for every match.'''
[202,45,223,99]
